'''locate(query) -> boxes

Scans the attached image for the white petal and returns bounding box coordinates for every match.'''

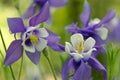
[82,48,96,60]
[96,27,108,40]
[70,53,83,62]
[71,33,84,48]
[22,42,35,53]
[22,32,26,41]
[65,42,74,53]
[89,18,100,26]
[22,32,29,41]
[35,38,47,52]
[26,26,38,32]
[84,37,96,51]
[38,28,49,37]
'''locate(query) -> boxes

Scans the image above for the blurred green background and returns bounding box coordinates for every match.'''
[0,0,120,80]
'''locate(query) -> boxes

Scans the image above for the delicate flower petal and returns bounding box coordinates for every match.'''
[22,42,35,53]
[22,32,27,41]
[26,51,40,64]
[45,29,60,43]
[82,48,96,60]
[94,10,116,28]
[29,2,50,26]
[70,53,83,62]
[84,37,96,50]
[4,40,23,66]
[96,27,108,40]
[26,26,38,32]
[38,28,49,37]
[71,33,84,48]
[22,3,37,19]
[47,43,65,52]
[88,57,107,80]
[80,0,91,27]
[35,38,47,51]
[65,42,75,53]
[89,18,100,27]
[49,0,67,7]
[62,58,75,80]
[7,18,26,33]
[66,23,80,34]
[73,61,91,80]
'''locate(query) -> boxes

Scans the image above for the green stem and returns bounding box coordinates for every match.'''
[108,62,112,80]
[18,54,23,80]
[0,28,16,80]
[0,29,7,51]
[43,48,57,80]
[9,66,16,80]
[0,50,4,59]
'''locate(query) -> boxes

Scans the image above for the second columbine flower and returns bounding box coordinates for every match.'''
[65,33,96,61]
[62,33,107,80]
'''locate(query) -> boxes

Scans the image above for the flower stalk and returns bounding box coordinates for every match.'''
[0,50,4,59]
[18,53,23,80]
[0,28,16,80]
[43,48,57,80]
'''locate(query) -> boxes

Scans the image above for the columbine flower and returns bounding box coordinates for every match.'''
[23,0,67,25]
[4,18,64,66]
[66,1,116,45]
[65,33,96,61]
[62,33,107,80]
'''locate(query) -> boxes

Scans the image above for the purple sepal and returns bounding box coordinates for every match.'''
[45,29,65,51]
[7,18,26,33]
[73,61,91,80]
[49,0,67,7]
[80,1,91,27]
[26,51,40,65]
[94,10,116,28]
[29,2,50,26]
[4,40,23,66]
[62,58,75,80]
[22,3,37,19]
[47,43,65,52]
[46,29,60,43]
[66,23,80,34]
[88,57,107,80]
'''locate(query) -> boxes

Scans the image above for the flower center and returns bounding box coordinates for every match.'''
[75,41,86,52]
[29,35,39,43]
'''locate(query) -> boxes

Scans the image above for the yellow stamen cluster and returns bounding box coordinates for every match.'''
[29,35,39,43]
[75,41,86,52]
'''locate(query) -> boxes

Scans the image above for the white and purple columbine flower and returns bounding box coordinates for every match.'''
[23,0,67,26]
[66,1,116,45]
[4,18,64,66]
[62,33,107,80]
